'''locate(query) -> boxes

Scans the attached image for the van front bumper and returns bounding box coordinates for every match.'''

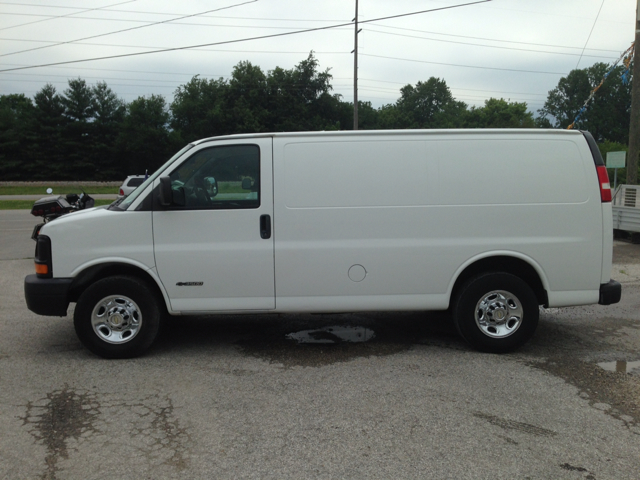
[598,280,622,305]
[24,274,72,316]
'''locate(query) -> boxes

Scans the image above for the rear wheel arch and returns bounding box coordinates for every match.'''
[450,255,548,308]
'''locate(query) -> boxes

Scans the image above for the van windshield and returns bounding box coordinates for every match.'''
[113,143,195,211]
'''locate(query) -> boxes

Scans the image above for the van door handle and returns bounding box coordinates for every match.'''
[260,214,271,239]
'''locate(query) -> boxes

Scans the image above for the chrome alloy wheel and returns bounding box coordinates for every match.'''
[474,290,523,338]
[90,295,142,344]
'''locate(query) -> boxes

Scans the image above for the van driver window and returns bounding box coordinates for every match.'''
[169,144,260,209]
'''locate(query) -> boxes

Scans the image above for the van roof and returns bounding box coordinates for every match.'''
[192,128,584,145]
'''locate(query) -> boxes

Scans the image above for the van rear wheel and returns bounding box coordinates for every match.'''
[452,272,539,353]
[74,276,161,359]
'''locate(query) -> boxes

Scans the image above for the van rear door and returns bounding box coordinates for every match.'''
[152,138,275,312]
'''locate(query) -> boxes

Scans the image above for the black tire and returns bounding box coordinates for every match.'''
[74,276,162,359]
[452,272,539,353]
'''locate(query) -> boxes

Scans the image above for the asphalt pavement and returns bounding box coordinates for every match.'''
[1,210,639,479]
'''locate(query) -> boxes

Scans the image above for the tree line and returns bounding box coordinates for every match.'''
[0,53,633,181]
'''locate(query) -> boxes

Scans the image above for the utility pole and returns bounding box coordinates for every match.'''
[352,0,361,130]
[628,0,640,184]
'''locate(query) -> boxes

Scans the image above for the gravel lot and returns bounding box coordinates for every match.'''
[0,209,639,479]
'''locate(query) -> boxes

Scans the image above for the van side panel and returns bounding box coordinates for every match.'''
[433,136,603,306]
[272,132,604,312]
[274,137,445,311]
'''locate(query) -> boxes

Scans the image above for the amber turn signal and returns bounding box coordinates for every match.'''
[35,263,49,275]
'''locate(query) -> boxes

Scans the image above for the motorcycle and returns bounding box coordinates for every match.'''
[30,190,95,240]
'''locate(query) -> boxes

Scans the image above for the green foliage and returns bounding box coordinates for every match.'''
[464,98,535,128]
[116,94,174,175]
[0,94,36,180]
[0,55,633,181]
[538,63,631,143]
[170,76,229,143]
[395,78,467,129]
[91,82,126,180]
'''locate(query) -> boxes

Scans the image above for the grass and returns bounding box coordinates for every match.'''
[0,185,118,195]
[0,199,114,210]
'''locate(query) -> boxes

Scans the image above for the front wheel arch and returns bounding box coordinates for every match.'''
[69,262,168,309]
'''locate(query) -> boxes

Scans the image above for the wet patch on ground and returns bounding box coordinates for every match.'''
[285,325,375,344]
[528,356,640,429]
[560,463,596,480]
[21,386,99,480]
[474,412,557,437]
[157,310,462,368]
[121,393,190,469]
[597,360,640,374]
[523,313,640,429]
[21,388,191,477]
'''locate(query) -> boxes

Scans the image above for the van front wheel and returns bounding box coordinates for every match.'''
[74,276,161,359]
[452,273,539,353]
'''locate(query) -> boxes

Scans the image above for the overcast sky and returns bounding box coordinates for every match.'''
[0,0,636,114]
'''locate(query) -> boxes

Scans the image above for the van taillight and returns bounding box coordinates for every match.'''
[596,165,612,202]
[119,188,124,196]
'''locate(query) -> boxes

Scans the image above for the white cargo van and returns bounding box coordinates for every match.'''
[25,129,621,358]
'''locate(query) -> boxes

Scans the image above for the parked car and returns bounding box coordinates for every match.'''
[118,175,146,197]
[24,129,621,358]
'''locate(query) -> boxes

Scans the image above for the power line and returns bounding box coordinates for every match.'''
[0,0,137,32]
[0,2,346,23]
[0,0,492,72]
[0,38,349,57]
[0,71,550,101]
[365,22,625,54]
[1,14,355,31]
[575,0,606,69]
[360,53,567,75]
[0,0,259,58]
[364,27,616,60]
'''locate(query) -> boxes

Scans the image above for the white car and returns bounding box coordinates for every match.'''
[118,175,146,198]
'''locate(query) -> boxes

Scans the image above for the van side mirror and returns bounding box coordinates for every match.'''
[159,177,172,206]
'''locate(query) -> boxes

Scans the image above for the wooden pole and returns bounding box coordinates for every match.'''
[353,0,359,130]
[627,0,640,184]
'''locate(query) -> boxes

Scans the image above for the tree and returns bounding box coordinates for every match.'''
[91,82,126,179]
[227,61,268,133]
[0,94,36,179]
[33,84,66,179]
[170,76,229,143]
[265,53,344,131]
[116,95,174,176]
[61,78,96,179]
[352,101,379,130]
[395,78,467,129]
[464,98,535,128]
[538,63,631,143]
[62,78,94,122]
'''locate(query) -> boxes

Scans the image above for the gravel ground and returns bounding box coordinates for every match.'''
[1,210,639,479]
